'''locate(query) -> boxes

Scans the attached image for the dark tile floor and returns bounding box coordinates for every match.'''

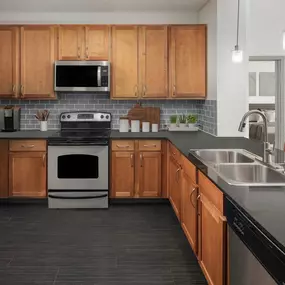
[0,203,207,285]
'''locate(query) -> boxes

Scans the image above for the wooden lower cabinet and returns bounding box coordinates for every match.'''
[169,155,182,220]
[198,172,227,285]
[0,140,9,198]
[181,164,198,254]
[111,140,162,198]
[9,151,47,197]
[111,151,135,198]
[139,151,161,197]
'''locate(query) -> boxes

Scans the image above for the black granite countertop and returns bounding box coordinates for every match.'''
[1,129,284,254]
[0,130,56,139]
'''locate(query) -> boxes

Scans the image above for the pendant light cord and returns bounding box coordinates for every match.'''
[236,0,240,47]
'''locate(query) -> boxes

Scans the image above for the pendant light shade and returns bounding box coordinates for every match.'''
[232,0,243,63]
[232,45,243,63]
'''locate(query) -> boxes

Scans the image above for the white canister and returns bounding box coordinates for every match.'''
[40,121,48,132]
[119,118,129,132]
[152,123,158,132]
[142,122,150,132]
[131,120,140,132]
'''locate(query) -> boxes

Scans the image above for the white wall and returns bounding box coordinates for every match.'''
[198,0,217,100]
[216,0,248,137]
[0,12,198,24]
[198,0,248,137]
[248,0,285,56]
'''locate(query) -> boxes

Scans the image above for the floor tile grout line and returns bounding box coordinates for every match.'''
[53,268,60,285]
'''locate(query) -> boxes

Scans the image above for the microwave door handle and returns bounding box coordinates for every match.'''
[97,66,102,87]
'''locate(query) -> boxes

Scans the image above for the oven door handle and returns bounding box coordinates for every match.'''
[48,194,108,199]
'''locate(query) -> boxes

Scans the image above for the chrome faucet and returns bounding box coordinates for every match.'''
[238,110,273,164]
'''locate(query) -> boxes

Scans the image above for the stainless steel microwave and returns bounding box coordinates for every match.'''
[54,61,110,92]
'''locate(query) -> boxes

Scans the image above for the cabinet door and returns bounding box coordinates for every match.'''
[9,152,47,197]
[0,27,19,98]
[169,155,182,220]
[170,25,206,98]
[181,172,198,254]
[199,193,227,285]
[59,26,83,60]
[139,151,161,197]
[111,151,135,197]
[111,26,139,99]
[85,26,109,60]
[20,26,56,99]
[139,26,168,98]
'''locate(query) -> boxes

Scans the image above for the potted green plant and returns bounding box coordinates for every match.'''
[187,114,198,128]
[170,115,177,129]
[179,114,187,128]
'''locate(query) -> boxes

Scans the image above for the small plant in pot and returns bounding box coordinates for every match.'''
[179,114,187,128]
[170,115,177,129]
[187,114,198,128]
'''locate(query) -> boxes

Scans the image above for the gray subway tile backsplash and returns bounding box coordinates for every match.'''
[0,93,217,135]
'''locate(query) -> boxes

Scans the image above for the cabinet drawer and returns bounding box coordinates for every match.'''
[139,140,161,151]
[112,140,135,151]
[169,142,181,162]
[9,140,46,152]
[198,171,223,213]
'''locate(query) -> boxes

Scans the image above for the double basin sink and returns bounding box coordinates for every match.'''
[190,149,285,186]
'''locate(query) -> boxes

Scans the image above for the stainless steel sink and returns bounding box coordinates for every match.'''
[214,164,285,186]
[192,149,255,164]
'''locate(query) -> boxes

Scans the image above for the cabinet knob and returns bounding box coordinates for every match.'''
[134,85,138,97]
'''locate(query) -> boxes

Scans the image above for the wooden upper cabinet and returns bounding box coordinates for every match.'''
[20,26,56,99]
[170,25,206,98]
[139,151,161,197]
[0,27,19,98]
[9,151,47,197]
[85,26,109,60]
[111,26,139,99]
[111,151,135,198]
[139,26,168,98]
[59,26,82,60]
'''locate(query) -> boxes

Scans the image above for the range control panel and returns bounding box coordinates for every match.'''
[60,112,111,122]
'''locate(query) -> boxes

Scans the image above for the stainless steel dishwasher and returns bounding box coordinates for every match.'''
[225,197,285,285]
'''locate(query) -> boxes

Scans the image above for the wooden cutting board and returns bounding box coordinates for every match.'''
[127,104,160,128]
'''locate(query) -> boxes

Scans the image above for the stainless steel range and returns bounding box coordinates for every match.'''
[47,111,111,209]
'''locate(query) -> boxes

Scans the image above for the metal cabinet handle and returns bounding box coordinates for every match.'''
[134,85,138,97]
[42,153,46,167]
[20,85,24,97]
[143,144,156,148]
[143,85,147,97]
[130,154,134,167]
[21,144,35,148]
[175,167,181,182]
[12,84,16,95]
[77,47,81,59]
[140,153,143,167]
[173,85,176,97]
[190,187,197,208]
[86,46,89,59]
[116,144,130,148]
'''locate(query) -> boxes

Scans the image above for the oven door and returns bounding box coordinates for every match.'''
[48,145,108,190]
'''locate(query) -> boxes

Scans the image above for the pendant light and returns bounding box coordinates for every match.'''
[232,0,243,63]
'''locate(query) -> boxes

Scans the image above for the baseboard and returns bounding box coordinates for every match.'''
[110,198,169,204]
